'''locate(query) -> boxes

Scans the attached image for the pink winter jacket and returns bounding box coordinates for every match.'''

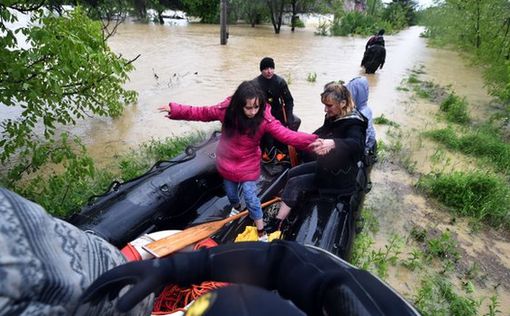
[169,97,318,182]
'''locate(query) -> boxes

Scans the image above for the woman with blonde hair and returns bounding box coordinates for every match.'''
[267,82,368,232]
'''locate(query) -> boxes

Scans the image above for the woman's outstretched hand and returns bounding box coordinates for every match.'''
[309,138,335,155]
[158,104,171,118]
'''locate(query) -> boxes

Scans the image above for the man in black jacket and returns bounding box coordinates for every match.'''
[253,57,299,161]
[254,57,294,127]
[361,29,386,74]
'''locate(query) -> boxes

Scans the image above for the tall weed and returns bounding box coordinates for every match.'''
[440,93,470,124]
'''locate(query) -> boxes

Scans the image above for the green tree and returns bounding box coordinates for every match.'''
[231,0,268,27]
[0,4,137,180]
[75,0,132,29]
[383,0,417,27]
[420,0,510,102]
[382,2,407,29]
[180,0,220,23]
[366,0,384,16]
[267,0,286,34]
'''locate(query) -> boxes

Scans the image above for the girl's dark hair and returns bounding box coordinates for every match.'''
[223,81,266,137]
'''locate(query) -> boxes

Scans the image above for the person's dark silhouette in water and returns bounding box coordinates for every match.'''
[361,29,386,74]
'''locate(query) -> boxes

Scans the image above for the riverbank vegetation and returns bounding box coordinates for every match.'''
[1,133,203,218]
[352,68,509,315]
[1,3,139,202]
[325,0,417,36]
[146,0,419,35]
[419,0,510,112]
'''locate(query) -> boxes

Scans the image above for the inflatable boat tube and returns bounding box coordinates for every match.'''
[68,133,224,248]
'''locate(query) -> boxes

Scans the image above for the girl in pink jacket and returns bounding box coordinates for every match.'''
[158,81,317,241]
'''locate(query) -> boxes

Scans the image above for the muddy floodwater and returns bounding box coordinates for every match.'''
[67,23,429,165]
[5,20,510,313]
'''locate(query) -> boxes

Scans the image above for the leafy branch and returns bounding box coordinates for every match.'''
[0,5,138,177]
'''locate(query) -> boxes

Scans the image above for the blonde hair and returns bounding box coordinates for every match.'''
[321,82,355,117]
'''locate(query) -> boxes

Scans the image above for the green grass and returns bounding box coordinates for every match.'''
[417,171,510,228]
[426,230,460,262]
[424,126,510,174]
[485,295,502,316]
[285,72,293,85]
[351,209,501,316]
[410,225,427,242]
[352,232,403,278]
[407,73,421,84]
[414,274,480,316]
[116,134,203,180]
[404,70,450,104]
[373,114,400,127]
[306,72,317,82]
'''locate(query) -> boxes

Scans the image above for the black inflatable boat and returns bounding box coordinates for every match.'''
[68,132,225,248]
[68,132,422,315]
[68,131,374,260]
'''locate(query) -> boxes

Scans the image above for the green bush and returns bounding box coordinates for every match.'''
[373,114,400,127]
[292,17,305,28]
[414,275,479,316]
[330,12,378,36]
[440,93,470,124]
[307,72,317,82]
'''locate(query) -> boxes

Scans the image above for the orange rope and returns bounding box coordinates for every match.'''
[151,237,229,314]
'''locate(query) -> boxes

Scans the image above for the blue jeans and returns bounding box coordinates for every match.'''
[223,179,262,221]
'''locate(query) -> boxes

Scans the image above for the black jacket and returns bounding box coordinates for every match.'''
[365,35,385,50]
[254,74,294,125]
[361,45,386,73]
[313,109,367,196]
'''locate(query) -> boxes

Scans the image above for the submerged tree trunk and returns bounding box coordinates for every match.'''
[291,0,297,32]
[158,10,164,24]
[133,0,147,20]
[267,0,285,34]
[220,0,228,45]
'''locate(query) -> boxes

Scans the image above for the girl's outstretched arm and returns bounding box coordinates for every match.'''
[264,109,317,151]
[160,97,231,122]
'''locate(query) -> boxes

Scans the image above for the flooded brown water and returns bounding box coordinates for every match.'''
[69,23,429,164]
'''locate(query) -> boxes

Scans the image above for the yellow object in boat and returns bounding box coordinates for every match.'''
[235,226,281,242]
